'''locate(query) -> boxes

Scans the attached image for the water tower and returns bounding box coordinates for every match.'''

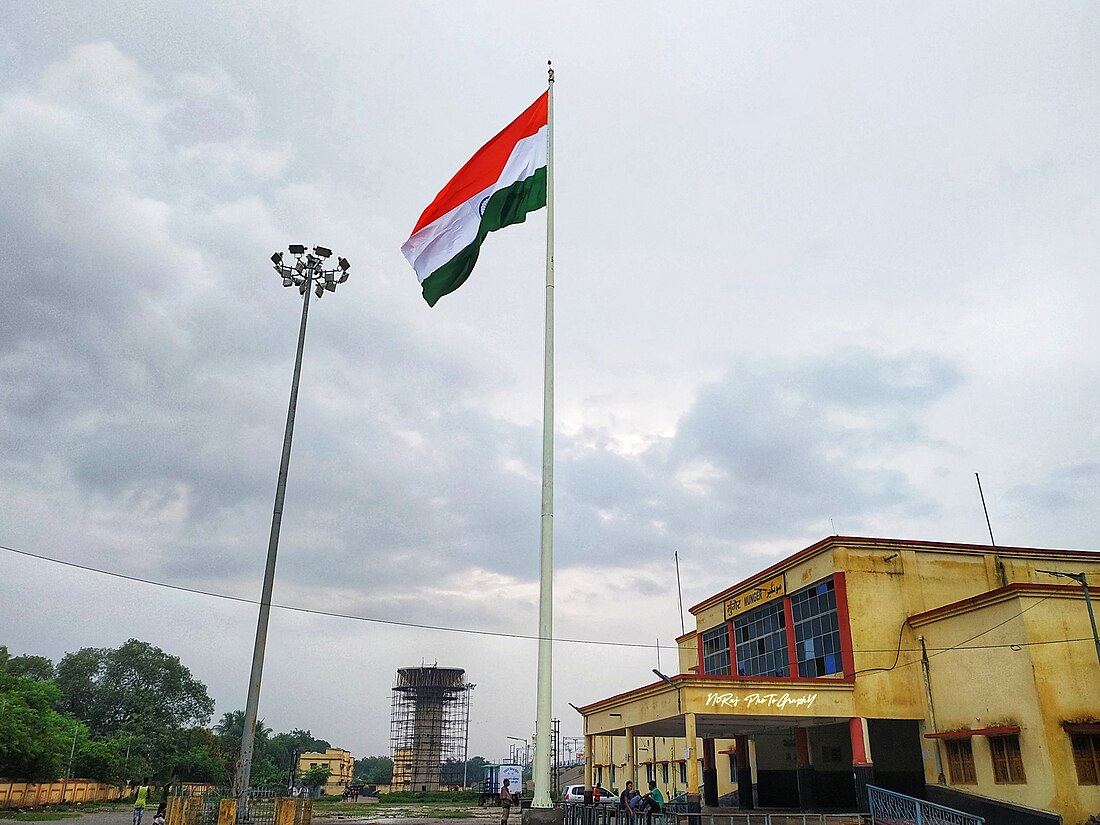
[389,665,473,791]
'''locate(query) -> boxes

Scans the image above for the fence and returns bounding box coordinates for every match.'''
[166,788,312,825]
[563,803,864,825]
[0,780,123,808]
[867,786,983,825]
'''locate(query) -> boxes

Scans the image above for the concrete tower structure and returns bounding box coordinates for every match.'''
[389,666,473,791]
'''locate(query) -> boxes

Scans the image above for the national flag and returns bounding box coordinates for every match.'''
[402,92,548,307]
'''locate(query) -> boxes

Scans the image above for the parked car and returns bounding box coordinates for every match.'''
[561,785,586,803]
[561,785,618,806]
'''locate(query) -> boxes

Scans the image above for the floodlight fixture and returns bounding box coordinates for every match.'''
[288,244,306,255]
[314,245,332,258]
[337,257,350,272]
[652,668,675,686]
[282,278,293,287]
[271,252,283,265]
[337,272,349,284]
[324,281,336,292]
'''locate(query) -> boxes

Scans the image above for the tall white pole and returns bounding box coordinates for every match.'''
[531,62,555,810]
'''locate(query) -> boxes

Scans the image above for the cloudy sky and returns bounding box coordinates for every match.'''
[2,2,1099,764]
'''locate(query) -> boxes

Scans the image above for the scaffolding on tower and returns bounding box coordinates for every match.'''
[389,665,474,791]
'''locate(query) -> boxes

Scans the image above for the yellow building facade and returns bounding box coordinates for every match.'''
[297,747,354,797]
[577,536,1100,824]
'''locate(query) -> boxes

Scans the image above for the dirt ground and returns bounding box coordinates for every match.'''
[58,804,507,825]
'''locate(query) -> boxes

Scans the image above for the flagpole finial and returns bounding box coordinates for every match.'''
[547,60,554,83]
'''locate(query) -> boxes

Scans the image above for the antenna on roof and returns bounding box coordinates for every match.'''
[975,472,996,546]
[674,551,686,636]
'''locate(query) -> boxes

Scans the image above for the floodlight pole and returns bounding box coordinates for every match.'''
[235,247,349,820]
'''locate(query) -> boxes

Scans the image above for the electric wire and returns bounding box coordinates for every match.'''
[1,542,1094,655]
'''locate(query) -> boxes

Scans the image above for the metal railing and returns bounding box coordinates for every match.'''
[563,803,865,825]
[867,786,983,825]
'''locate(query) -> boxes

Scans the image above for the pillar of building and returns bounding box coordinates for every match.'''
[624,727,636,791]
[849,717,874,813]
[734,736,753,810]
[793,727,816,812]
[584,734,593,789]
[701,738,718,807]
[684,713,700,813]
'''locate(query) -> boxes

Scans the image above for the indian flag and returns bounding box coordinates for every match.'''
[402,92,548,307]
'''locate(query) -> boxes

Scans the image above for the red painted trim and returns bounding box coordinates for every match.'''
[833,572,855,678]
[735,736,749,769]
[793,728,809,767]
[924,726,1021,739]
[676,630,697,644]
[782,596,798,676]
[702,739,716,769]
[909,583,1078,625]
[849,718,868,763]
[688,535,1100,615]
[1065,724,1100,733]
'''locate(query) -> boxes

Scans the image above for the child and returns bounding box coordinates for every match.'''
[153,801,167,825]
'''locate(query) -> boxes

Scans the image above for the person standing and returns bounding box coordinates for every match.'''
[499,779,513,825]
[132,779,152,825]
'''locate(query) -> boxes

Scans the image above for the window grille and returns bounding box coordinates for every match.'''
[791,578,842,677]
[1072,733,1100,784]
[945,739,977,784]
[734,601,788,677]
[701,624,731,675]
[990,735,1026,784]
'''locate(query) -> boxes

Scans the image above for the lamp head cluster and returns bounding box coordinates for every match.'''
[271,244,350,298]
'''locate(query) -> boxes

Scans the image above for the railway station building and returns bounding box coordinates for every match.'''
[576,536,1100,824]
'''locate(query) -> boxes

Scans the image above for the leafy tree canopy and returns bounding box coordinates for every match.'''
[0,647,56,681]
[354,755,393,784]
[56,639,214,736]
[0,668,81,781]
[300,765,331,792]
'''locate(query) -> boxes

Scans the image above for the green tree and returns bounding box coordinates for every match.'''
[353,755,393,784]
[1,648,56,681]
[300,765,331,795]
[56,640,214,735]
[72,734,126,784]
[269,729,330,777]
[55,640,214,782]
[0,669,81,781]
[174,728,230,785]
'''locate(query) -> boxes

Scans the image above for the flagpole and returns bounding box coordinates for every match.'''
[531,60,555,811]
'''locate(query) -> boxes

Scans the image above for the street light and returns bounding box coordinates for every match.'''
[653,668,682,713]
[1038,569,1100,666]
[234,245,351,818]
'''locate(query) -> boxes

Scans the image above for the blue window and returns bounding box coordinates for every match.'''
[662,763,669,784]
[734,600,789,677]
[791,578,842,677]
[701,624,731,675]
[679,762,686,784]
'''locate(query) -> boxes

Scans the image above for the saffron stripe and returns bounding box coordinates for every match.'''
[410,92,548,235]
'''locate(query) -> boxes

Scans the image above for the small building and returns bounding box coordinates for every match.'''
[576,536,1100,823]
[298,747,354,797]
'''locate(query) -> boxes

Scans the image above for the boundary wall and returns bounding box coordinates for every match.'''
[0,780,123,808]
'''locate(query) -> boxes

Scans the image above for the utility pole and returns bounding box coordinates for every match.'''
[1038,569,1100,667]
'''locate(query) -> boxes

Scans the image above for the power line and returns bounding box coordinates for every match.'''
[1,542,1093,656]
